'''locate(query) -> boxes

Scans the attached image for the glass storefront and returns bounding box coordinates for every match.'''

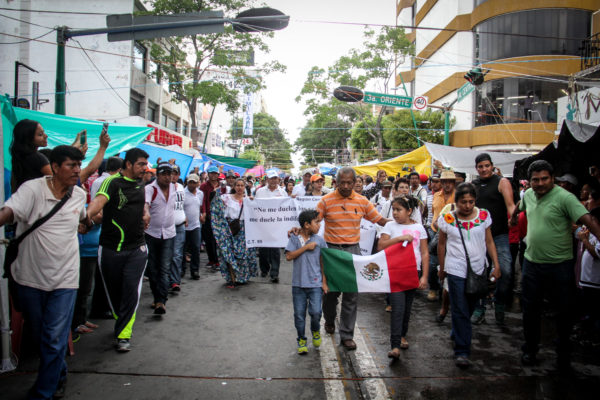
[474,77,566,126]
[475,9,590,62]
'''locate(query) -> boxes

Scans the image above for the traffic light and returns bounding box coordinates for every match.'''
[464,67,485,86]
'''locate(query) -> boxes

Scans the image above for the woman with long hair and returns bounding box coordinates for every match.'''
[211,178,258,287]
[10,119,52,192]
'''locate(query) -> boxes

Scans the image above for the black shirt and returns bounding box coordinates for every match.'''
[474,174,508,237]
[96,173,146,251]
[11,151,49,192]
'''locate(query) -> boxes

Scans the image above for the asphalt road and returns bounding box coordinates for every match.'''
[1,251,598,399]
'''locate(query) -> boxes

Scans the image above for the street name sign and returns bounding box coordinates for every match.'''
[457,82,475,103]
[364,91,412,108]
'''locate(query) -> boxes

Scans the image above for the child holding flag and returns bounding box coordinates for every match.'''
[378,195,429,359]
[285,209,328,354]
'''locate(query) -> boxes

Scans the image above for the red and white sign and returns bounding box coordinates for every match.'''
[241,138,253,145]
[412,96,428,111]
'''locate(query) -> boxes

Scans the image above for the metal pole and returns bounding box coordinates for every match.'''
[32,82,39,111]
[201,106,216,153]
[444,109,450,146]
[55,28,67,115]
[13,62,18,107]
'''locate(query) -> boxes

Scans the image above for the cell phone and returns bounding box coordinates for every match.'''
[102,122,109,134]
[79,129,87,145]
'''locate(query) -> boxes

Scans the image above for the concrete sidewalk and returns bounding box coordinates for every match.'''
[1,251,598,399]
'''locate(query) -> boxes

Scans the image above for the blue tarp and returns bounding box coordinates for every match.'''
[194,154,247,176]
[122,143,194,179]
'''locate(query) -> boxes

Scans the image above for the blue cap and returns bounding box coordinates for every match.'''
[207,166,219,173]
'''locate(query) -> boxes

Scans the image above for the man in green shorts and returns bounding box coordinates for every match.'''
[511,160,600,372]
[87,148,150,352]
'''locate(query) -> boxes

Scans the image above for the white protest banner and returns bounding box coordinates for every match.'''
[359,219,377,255]
[244,197,298,248]
[295,196,325,236]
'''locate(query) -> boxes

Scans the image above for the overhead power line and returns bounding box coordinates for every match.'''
[0,6,107,15]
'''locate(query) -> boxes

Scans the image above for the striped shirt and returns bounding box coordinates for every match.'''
[316,190,383,245]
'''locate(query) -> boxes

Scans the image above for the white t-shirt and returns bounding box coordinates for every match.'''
[222,194,245,220]
[370,191,391,213]
[411,185,427,204]
[380,221,427,270]
[292,184,306,197]
[183,187,203,231]
[173,182,186,226]
[6,177,86,290]
[580,233,600,289]
[378,202,422,236]
[255,185,287,198]
[437,207,492,278]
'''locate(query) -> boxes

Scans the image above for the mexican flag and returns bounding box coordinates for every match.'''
[322,242,419,293]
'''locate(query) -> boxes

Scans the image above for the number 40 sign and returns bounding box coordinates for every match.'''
[412,96,428,111]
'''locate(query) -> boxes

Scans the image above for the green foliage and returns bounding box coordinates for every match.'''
[146,0,285,143]
[382,108,450,151]
[231,112,292,169]
[239,148,263,163]
[296,26,414,159]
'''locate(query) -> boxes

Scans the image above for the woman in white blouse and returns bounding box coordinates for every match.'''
[437,182,500,369]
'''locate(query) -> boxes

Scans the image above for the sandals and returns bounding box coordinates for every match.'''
[75,325,93,334]
[388,348,401,359]
[84,321,99,329]
[400,337,409,349]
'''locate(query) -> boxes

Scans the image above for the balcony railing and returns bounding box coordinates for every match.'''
[581,33,600,70]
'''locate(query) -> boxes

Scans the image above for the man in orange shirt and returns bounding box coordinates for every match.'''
[316,167,389,350]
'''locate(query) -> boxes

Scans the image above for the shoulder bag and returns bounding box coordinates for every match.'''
[228,202,244,236]
[454,211,489,297]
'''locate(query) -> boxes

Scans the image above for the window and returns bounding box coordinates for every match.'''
[130,98,141,116]
[474,77,566,127]
[182,123,189,136]
[475,9,590,62]
[161,114,167,127]
[146,103,157,122]
[167,116,178,131]
[133,42,147,72]
[149,60,161,84]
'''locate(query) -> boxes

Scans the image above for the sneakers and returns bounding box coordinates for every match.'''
[312,331,322,348]
[116,339,131,352]
[455,355,470,369]
[170,283,181,292]
[191,272,200,280]
[471,308,485,325]
[153,302,166,315]
[325,323,335,334]
[494,303,505,325]
[426,290,438,301]
[297,338,308,355]
[271,277,279,284]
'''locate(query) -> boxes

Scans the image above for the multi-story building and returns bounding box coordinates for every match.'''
[396,0,599,152]
[0,0,201,151]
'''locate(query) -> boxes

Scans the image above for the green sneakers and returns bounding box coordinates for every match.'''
[297,338,308,355]
[312,331,322,348]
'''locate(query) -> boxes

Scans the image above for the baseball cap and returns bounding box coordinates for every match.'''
[310,174,324,182]
[187,173,200,182]
[172,164,180,173]
[382,180,393,187]
[207,166,219,173]
[226,170,236,178]
[156,162,173,174]
[419,174,428,184]
[266,169,279,179]
[556,173,578,186]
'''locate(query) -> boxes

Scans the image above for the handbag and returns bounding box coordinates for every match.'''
[455,212,489,297]
[228,202,244,236]
[3,187,74,280]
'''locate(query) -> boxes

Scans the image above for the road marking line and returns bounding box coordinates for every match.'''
[353,325,391,400]
[319,333,348,400]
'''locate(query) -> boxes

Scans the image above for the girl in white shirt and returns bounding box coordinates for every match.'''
[378,195,429,360]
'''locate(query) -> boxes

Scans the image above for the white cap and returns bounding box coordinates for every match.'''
[266,169,278,179]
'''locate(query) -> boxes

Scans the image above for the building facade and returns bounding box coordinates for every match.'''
[396,0,599,151]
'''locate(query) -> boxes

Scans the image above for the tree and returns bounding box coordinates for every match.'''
[230,112,292,169]
[296,26,414,159]
[382,108,450,151]
[146,0,285,145]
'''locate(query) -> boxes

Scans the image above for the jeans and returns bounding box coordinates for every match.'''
[16,283,76,400]
[259,248,281,278]
[390,289,416,349]
[145,234,174,304]
[292,287,322,339]
[169,224,186,285]
[426,226,440,291]
[521,258,575,359]
[447,274,477,357]
[184,227,202,275]
[72,256,97,330]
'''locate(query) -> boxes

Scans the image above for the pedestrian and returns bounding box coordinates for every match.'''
[353,175,364,195]
[256,169,287,283]
[409,171,427,204]
[316,166,389,350]
[292,170,313,197]
[145,161,177,315]
[0,145,88,399]
[471,153,516,325]
[363,170,387,199]
[285,180,295,196]
[370,180,393,213]
[510,160,600,371]
[212,178,258,287]
[87,148,150,352]
[169,164,186,293]
[437,182,501,368]
[285,209,328,354]
[378,196,429,359]
[576,207,600,340]
[308,174,327,196]
[200,166,221,270]
[9,119,52,192]
[182,173,204,280]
